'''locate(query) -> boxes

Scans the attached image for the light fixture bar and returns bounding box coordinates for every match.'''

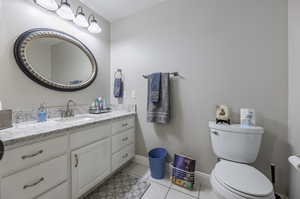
[33,0,102,34]
[34,0,58,11]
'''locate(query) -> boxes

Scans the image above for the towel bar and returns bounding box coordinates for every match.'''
[142,72,180,79]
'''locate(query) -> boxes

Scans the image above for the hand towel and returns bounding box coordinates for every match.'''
[114,78,123,98]
[147,73,170,124]
[149,73,161,103]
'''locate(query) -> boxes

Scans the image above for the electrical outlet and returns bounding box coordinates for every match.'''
[131,90,136,99]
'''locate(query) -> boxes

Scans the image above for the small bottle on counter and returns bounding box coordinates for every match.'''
[38,104,47,122]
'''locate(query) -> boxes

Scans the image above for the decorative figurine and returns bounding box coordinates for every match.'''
[216,105,230,125]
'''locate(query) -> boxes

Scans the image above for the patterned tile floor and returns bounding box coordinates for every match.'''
[84,171,151,199]
[122,162,217,199]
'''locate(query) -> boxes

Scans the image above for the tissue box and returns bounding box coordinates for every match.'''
[0,110,12,130]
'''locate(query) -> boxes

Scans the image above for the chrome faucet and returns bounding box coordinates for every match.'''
[61,100,76,118]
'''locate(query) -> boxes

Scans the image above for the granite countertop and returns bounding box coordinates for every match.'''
[0,111,136,151]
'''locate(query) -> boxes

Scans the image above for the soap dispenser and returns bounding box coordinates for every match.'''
[38,104,47,122]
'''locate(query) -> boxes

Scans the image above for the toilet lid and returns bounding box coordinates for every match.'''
[214,161,273,197]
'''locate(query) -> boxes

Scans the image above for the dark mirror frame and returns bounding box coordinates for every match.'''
[14,28,98,92]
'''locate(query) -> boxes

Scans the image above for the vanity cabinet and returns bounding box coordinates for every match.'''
[70,116,135,199]
[71,138,111,199]
[0,114,135,199]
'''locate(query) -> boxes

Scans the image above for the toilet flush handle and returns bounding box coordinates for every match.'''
[211,131,219,135]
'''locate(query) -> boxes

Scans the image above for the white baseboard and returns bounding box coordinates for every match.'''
[133,155,210,178]
[133,154,149,167]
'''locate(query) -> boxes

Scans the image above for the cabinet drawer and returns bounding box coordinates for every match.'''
[37,182,68,199]
[112,128,135,153]
[0,136,67,175]
[1,155,67,199]
[112,116,135,135]
[112,144,135,171]
[71,121,111,150]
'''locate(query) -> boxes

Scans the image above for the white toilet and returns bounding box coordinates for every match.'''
[208,121,275,199]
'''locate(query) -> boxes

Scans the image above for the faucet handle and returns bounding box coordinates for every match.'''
[70,109,75,117]
[58,109,66,118]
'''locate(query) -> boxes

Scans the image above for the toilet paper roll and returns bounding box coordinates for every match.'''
[288,155,300,171]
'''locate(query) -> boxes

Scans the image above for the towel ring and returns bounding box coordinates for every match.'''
[114,69,122,79]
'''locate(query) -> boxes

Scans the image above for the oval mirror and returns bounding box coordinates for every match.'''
[14,29,98,91]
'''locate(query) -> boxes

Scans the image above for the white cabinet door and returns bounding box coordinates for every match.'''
[71,138,111,199]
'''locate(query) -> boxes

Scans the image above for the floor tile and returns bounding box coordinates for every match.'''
[197,174,216,199]
[84,172,150,199]
[148,172,172,188]
[170,176,201,198]
[199,183,216,199]
[142,182,169,199]
[166,189,197,199]
[123,162,150,179]
[196,173,211,187]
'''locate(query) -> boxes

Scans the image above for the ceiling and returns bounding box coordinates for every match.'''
[79,0,167,22]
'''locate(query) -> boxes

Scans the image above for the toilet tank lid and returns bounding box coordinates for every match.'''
[208,121,264,134]
[214,160,273,197]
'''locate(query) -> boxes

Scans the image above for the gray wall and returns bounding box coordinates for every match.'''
[111,0,288,194]
[288,0,300,198]
[0,0,111,110]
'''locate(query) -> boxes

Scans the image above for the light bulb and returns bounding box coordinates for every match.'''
[56,2,74,20]
[74,13,89,27]
[88,20,102,34]
[35,0,58,11]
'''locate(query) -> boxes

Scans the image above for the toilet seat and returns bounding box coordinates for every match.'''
[211,160,275,199]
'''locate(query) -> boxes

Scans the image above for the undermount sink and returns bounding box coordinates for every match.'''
[15,120,58,129]
[53,115,94,123]
[14,114,102,129]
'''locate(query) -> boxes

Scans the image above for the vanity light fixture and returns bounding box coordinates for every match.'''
[56,0,74,20]
[88,15,102,34]
[32,0,102,34]
[73,7,89,28]
[34,0,58,11]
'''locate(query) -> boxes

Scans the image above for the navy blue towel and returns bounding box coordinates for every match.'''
[147,73,170,124]
[149,73,161,103]
[114,78,123,98]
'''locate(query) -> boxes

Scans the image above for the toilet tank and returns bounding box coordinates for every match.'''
[209,121,264,164]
